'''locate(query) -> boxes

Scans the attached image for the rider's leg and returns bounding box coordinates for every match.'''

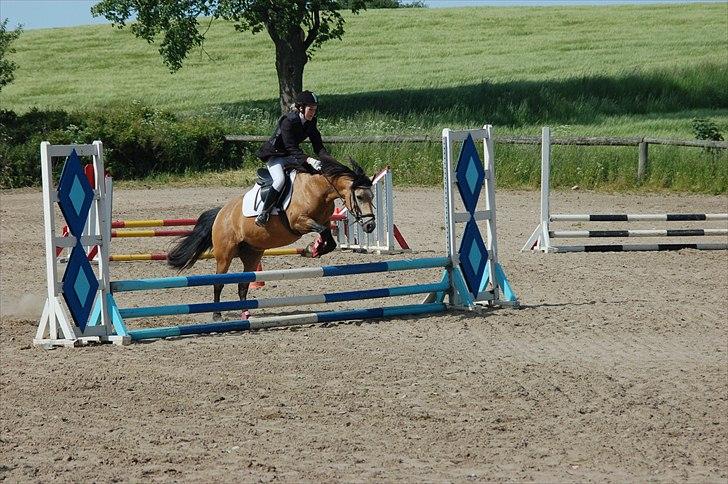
[255,158,286,226]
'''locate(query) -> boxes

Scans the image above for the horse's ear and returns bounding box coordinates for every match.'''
[348,156,365,176]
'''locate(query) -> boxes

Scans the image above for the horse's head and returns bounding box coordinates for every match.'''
[320,157,376,234]
[347,159,377,233]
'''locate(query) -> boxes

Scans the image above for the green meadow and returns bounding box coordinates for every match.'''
[2,3,727,191]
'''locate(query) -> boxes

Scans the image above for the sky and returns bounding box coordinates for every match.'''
[1,0,724,30]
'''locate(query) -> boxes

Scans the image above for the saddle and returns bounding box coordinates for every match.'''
[241,167,298,217]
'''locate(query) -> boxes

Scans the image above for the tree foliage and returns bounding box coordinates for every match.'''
[339,0,425,8]
[0,19,23,92]
[92,0,368,111]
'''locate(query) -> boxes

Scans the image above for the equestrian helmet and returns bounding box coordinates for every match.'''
[295,90,318,106]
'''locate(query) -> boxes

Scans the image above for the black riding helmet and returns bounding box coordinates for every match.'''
[295,90,318,107]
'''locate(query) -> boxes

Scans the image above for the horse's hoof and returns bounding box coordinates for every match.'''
[242,310,251,320]
[309,237,326,258]
[213,312,222,322]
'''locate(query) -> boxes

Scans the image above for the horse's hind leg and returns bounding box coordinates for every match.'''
[213,252,234,322]
[237,243,264,319]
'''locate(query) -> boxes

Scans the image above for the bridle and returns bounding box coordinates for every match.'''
[323,177,375,226]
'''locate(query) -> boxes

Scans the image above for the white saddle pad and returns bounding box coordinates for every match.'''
[242,170,297,217]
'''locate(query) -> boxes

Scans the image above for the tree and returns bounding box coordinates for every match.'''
[0,19,22,93]
[92,0,367,112]
[339,0,425,8]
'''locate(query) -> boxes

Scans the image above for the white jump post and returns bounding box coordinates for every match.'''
[523,127,553,252]
[523,127,728,253]
[335,167,410,254]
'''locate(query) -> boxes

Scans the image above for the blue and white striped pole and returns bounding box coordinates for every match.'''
[111,257,449,293]
[127,302,447,341]
[119,279,450,319]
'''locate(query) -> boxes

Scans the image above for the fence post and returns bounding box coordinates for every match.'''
[638,140,649,181]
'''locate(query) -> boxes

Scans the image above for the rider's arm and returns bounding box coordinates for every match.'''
[309,122,338,164]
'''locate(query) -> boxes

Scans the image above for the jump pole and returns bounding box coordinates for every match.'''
[110,258,451,341]
[108,247,304,262]
[35,127,518,347]
[522,127,728,253]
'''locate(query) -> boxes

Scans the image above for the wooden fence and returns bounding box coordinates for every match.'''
[225,134,728,181]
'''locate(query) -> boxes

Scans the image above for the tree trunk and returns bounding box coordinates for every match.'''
[273,28,308,114]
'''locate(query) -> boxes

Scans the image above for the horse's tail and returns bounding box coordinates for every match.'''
[167,207,221,271]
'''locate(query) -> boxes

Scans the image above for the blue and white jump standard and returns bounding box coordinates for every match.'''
[35,142,126,346]
[438,125,518,307]
[34,127,518,347]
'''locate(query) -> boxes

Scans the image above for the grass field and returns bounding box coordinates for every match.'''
[2,3,727,191]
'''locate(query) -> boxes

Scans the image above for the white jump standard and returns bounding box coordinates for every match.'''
[523,127,728,253]
[334,168,410,254]
[35,127,517,347]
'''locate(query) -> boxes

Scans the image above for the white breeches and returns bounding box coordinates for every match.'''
[266,157,287,191]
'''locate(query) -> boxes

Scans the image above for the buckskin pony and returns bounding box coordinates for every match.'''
[167,159,376,321]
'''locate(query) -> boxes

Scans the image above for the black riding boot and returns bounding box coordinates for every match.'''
[255,187,281,226]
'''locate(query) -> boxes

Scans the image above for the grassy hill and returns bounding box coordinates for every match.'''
[4,3,727,135]
[2,3,727,191]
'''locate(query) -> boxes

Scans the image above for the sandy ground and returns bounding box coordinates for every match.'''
[1,185,727,482]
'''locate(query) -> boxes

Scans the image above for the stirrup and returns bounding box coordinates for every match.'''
[255,212,270,226]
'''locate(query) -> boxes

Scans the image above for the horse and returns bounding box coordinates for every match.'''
[167,158,377,321]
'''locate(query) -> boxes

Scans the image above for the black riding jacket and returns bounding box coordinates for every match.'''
[257,111,333,163]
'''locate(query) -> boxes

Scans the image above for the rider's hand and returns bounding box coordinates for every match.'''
[306,157,322,171]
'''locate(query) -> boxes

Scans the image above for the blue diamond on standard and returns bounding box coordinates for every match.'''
[70,176,87,216]
[57,149,95,237]
[459,219,488,296]
[74,266,91,305]
[466,159,480,195]
[455,134,485,214]
[62,244,99,331]
[469,238,482,272]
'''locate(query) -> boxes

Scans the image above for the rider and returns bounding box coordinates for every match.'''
[255,90,336,226]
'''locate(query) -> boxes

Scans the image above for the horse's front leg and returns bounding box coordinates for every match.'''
[298,219,337,258]
[316,227,337,256]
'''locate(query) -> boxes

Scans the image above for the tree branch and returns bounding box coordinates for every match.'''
[303,7,320,50]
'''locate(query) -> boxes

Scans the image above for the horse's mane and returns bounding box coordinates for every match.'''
[288,158,373,189]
